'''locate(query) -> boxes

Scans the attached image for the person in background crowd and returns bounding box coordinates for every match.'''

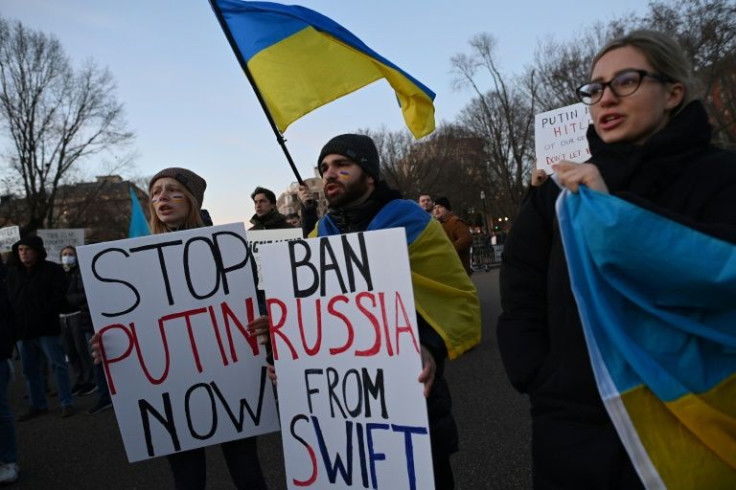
[498,30,736,489]
[433,197,474,275]
[6,236,74,420]
[0,260,19,484]
[418,193,434,213]
[284,212,301,228]
[59,245,112,415]
[249,187,290,230]
[284,134,481,489]
[59,246,96,398]
[94,168,268,489]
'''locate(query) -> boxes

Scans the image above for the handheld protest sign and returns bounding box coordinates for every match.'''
[260,228,434,490]
[76,223,279,462]
[535,102,593,174]
[37,228,85,263]
[247,228,302,289]
[0,226,20,253]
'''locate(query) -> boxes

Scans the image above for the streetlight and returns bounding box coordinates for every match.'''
[479,190,489,234]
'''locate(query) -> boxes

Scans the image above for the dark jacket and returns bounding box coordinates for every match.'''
[249,209,291,230]
[322,181,458,455]
[6,237,68,339]
[497,101,736,487]
[63,266,94,332]
[0,262,16,359]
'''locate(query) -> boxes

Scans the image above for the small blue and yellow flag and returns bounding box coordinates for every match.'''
[210,0,436,138]
[128,186,150,238]
[556,187,736,489]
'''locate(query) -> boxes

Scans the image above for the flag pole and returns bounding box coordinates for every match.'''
[209,0,305,185]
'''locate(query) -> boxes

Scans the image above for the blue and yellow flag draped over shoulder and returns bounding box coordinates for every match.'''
[209,0,436,138]
[314,200,481,359]
[556,187,736,489]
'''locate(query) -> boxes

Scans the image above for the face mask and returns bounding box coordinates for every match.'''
[61,255,77,267]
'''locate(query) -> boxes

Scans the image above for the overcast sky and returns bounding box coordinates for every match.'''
[3,0,648,225]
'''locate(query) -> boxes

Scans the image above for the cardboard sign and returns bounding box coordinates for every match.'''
[0,226,20,253]
[37,228,85,263]
[534,102,593,174]
[260,229,434,490]
[76,223,279,462]
[247,228,302,290]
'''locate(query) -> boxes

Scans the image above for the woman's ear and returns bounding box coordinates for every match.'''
[665,82,686,111]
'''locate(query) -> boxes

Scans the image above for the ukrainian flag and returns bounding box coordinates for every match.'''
[210,0,436,138]
[128,186,150,238]
[315,200,481,359]
[556,187,736,489]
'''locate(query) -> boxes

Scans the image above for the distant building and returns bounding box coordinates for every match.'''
[276,169,327,220]
[0,175,150,243]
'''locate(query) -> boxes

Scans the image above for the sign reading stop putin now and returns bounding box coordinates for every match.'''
[260,228,434,490]
[77,223,279,462]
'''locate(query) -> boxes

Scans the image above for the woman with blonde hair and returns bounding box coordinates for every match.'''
[95,167,267,489]
[498,30,736,488]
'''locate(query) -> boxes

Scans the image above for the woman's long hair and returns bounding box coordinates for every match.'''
[148,183,204,235]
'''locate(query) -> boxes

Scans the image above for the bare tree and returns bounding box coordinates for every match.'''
[644,0,736,148]
[529,19,631,112]
[0,17,134,233]
[451,34,537,218]
[528,0,736,147]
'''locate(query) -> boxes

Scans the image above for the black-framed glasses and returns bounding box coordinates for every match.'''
[575,69,672,105]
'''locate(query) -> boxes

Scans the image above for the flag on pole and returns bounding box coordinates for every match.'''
[209,0,436,138]
[556,186,736,489]
[128,186,150,238]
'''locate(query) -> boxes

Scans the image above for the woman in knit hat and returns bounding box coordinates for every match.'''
[147,167,207,233]
[95,167,268,489]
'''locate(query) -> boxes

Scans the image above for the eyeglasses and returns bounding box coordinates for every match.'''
[575,69,672,105]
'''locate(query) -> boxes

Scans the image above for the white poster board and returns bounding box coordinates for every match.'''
[37,228,85,263]
[0,226,20,253]
[260,229,434,490]
[247,228,302,289]
[76,223,279,462]
[534,102,594,174]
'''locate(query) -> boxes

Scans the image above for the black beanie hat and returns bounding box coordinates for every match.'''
[12,235,47,261]
[149,167,207,209]
[435,196,452,211]
[318,134,380,181]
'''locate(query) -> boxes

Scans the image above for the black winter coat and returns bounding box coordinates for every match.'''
[64,266,94,332]
[497,101,736,486]
[6,259,68,340]
[0,262,16,359]
[249,209,291,230]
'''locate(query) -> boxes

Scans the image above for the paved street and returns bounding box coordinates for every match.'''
[8,268,531,489]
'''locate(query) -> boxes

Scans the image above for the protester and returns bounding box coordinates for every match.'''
[59,246,96,398]
[279,134,481,489]
[433,197,473,275]
[418,193,434,213]
[249,186,290,230]
[59,245,112,415]
[0,261,19,484]
[93,168,267,489]
[6,236,74,420]
[284,212,300,228]
[497,30,736,489]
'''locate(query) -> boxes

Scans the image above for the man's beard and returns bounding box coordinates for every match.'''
[325,173,371,208]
